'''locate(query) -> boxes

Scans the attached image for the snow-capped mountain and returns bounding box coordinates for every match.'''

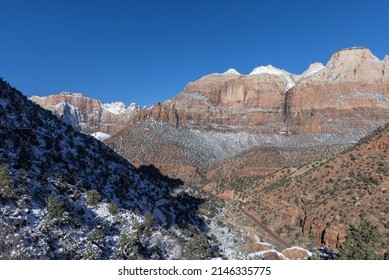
[30,92,141,139]
[133,47,389,136]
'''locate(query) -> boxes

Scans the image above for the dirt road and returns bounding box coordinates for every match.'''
[238,201,290,250]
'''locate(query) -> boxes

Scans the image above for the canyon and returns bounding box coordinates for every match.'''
[29,47,389,255]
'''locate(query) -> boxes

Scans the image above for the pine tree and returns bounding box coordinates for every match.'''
[86,189,102,207]
[108,201,118,215]
[0,163,14,200]
[339,216,387,260]
[144,211,154,229]
[46,195,63,220]
[183,232,212,260]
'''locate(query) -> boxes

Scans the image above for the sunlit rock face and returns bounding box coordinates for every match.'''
[30,93,140,137]
[133,47,389,135]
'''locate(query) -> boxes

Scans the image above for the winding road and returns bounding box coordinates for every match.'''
[238,201,290,250]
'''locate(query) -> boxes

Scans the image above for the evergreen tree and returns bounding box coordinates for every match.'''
[118,232,142,260]
[46,195,63,220]
[86,189,102,207]
[0,163,14,200]
[108,201,118,215]
[144,211,154,229]
[183,232,212,260]
[339,216,387,260]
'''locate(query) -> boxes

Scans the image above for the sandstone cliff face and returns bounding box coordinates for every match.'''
[32,47,389,138]
[30,93,140,137]
[133,66,293,133]
[286,47,389,134]
[132,47,389,135]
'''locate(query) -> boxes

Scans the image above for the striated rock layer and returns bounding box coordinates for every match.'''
[286,47,389,134]
[30,92,140,137]
[132,47,389,135]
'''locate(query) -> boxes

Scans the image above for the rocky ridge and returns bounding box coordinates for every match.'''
[210,123,389,252]
[0,76,316,260]
[30,92,141,138]
[132,47,389,136]
[32,47,389,186]
[0,79,228,260]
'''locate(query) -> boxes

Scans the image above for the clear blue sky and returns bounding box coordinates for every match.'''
[1,0,388,107]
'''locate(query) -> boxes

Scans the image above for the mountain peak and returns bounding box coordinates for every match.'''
[102,102,126,115]
[327,46,380,67]
[296,62,325,81]
[60,91,85,97]
[223,68,240,75]
[249,64,286,76]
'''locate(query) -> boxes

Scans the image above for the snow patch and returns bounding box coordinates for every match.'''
[222,68,240,75]
[249,65,295,91]
[248,249,287,260]
[91,132,111,141]
[102,102,141,115]
[128,102,141,112]
[295,62,325,82]
[102,102,127,115]
[94,203,113,221]
[249,65,286,76]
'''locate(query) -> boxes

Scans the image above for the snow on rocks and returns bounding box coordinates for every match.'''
[102,102,127,115]
[295,62,325,82]
[248,249,287,260]
[222,68,241,75]
[91,132,111,141]
[249,65,296,91]
[102,101,141,115]
[249,65,287,76]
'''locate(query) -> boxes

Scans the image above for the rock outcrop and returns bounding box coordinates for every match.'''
[32,47,389,140]
[133,65,294,133]
[132,47,389,136]
[286,47,389,134]
[30,92,140,137]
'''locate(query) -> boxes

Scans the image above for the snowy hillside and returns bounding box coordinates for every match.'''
[0,78,231,260]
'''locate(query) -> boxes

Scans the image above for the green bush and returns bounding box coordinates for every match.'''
[46,196,63,220]
[82,243,102,260]
[183,232,212,260]
[118,232,141,260]
[88,229,105,247]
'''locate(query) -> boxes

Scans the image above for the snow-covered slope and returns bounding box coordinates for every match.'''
[0,78,223,260]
